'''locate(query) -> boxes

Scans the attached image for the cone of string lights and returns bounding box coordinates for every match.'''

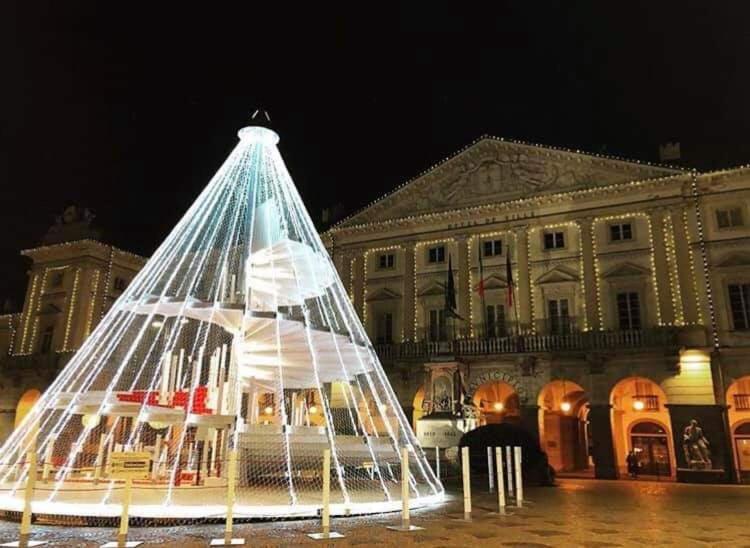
[0,117,443,521]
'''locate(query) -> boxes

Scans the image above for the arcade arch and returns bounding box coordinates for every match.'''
[412,386,425,430]
[610,377,675,478]
[472,380,519,426]
[14,389,41,429]
[538,380,589,472]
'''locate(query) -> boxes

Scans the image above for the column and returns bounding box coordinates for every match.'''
[578,218,600,331]
[666,404,735,483]
[649,208,675,325]
[514,226,532,331]
[587,404,618,479]
[351,254,365,320]
[670,206,699,325]
[520,405,541,447]
[333,248,350,290]
[403,243,416,342]
[456,235,470,336]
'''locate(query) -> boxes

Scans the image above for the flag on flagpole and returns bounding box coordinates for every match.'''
[506,246,514,308]
[445,254,459,318]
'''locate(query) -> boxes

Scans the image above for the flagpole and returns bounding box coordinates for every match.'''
[478,242,487,339]
[507,245,521,337]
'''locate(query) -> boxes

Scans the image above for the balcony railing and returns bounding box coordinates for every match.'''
[374,326,679,361]
[734,394,750,411]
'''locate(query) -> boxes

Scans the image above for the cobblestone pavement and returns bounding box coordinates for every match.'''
[0,478,748,547]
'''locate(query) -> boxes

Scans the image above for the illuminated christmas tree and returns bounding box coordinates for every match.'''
[0,116,443,519]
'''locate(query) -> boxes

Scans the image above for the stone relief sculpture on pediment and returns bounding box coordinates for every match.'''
[342,139,679,226]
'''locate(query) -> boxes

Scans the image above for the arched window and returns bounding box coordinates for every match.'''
[631,421,666,435]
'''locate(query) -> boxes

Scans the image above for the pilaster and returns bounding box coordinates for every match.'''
[578,217,600,331]
[514,226,532,330]
[649,208,675,325]
[403,242,416,342]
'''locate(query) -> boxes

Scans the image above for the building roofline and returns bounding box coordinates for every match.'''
[326,170,692,236]
[331,134,686,230]
[21,239,146,262]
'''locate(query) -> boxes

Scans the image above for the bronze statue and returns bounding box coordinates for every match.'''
[682,419,712,469]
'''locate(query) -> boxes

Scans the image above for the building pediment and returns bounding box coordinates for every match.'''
[601,262,650,279]
[417,281,446,297]
[535,266,579,285]
[716,252,750,268]
[475,274,508,291]
[365,287,402,302]
[40,303,62,315]
[338,137,681,227]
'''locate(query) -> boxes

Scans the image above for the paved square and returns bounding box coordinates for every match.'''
[0,478,748,547]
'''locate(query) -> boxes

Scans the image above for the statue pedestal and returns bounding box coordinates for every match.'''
[676,467,727,484]
[666,404,735,484]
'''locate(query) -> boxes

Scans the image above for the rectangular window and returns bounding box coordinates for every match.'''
[543,231,565,250]
[716,207,744,229]
[49,272,64,289]
[40,326,54,354]
[483,239,503,257]
[728,283,750,330]
[428,246,446,263]
[610,222,633,241]
[616,292,641,330]
[114,277,128,291]
[548,298,570,334]
[378,253,395,269]
[485,304,506,337]
[429,309,447,341]
[377,312,394,344]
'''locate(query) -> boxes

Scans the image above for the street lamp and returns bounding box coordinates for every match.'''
[633,399,645,411]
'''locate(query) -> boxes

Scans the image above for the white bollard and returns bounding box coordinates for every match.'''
[487,446,494,493]
[0,450,47,547]
[386,447,423,532]
[505,446,514,499]
[495,447,506,515]
[210,449,244,546]
[118,478,132,546]
[514,446,523,507]
[308,449,344,540]
[461,446,471,520]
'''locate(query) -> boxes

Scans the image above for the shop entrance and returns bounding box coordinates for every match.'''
[630,421,671,477]
[734,422,750,482]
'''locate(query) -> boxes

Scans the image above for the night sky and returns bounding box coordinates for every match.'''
[1,2,749,307]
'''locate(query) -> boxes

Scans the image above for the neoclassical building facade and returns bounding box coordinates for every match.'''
[3,142,750,484]
[0,208,145,442]
[323,137,750,483]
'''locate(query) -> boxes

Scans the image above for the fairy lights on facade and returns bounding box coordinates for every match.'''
[466,229,516,337]
[528,222,579,334]
[362,245,402,333]
[591,213,662,327]
[683,208,704,325]
[690,170,720,348]
[17,272,39,354]
[27,267,51,354]
[663,212,685,326]
[85,269,101,338]
[413,239,453,341]
[575,220,590,331]
[61,268,81,352]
